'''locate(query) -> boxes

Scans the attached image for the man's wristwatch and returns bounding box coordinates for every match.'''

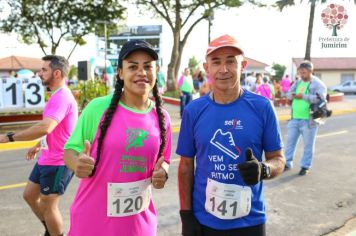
[6,132,15,142]
[261,162,271,179]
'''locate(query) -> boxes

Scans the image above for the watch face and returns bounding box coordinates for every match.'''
[266,166,271,177]
[263,163,270,178]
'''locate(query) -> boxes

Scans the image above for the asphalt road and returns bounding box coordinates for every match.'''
[0,113,356,236]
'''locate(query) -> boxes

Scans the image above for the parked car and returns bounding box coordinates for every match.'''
[329,80,356,94]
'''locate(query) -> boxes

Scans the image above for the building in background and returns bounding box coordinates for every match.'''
[0,56,42,77]
[97,25,163,72]
[244,57,270,75]
[292,57,356,86]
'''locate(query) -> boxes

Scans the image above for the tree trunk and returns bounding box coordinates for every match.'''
[67,41,79,60]
[174,41,185,83]
[304,0,316,61]
[332,25,338,36]
[166,30,180,91]
[51,45,57,55]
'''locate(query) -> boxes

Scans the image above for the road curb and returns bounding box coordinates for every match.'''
[0,140,39,152]
[162,96,180,106]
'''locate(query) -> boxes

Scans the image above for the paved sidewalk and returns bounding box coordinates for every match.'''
[324,217,356,236]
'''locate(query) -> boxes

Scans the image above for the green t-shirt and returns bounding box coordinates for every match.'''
[181,76,194,93]
[64,95,156,153]
[292,81,310,119]
[64,95,112,153]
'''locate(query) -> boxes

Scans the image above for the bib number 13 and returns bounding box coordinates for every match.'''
[25,78,45,108]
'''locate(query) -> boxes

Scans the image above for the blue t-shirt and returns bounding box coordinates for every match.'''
[176,90,283,230]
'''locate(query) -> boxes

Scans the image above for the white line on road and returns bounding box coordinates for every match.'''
[0,130,348,191]
[317,130,348,138]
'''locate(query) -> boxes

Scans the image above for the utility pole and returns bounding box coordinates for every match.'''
[208,11,214,43]
[96,20,109,73]
[104,21,107,73]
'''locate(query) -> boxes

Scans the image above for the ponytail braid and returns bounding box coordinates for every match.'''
[90,77,124,176]
[152,82,166,158]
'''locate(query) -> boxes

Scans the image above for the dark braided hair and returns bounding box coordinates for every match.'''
[90,66,167,177]
[152,81,166,157]
[90,77,123,176]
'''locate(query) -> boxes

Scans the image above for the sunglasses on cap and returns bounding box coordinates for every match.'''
[299,62,313,70]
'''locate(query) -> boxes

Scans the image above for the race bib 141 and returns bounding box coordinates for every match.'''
[205,178,251,220]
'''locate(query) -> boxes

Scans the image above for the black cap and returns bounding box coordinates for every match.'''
[298,61,313,70]
[118,40,158,68]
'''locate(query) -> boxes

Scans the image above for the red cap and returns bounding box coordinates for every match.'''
[206,35,244,57]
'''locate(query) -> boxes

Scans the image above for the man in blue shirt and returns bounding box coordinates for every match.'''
[176,35,286,236]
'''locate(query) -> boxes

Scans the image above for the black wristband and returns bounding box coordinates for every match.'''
[6,132,15,142]
[261,162,271,179]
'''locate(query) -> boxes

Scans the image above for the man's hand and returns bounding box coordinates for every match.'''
[238,148,262,185]
[292,93,303,99]
[26,144,41,161]
[152,156,168,189]
[74,140,95,178]
[180,210,202,236]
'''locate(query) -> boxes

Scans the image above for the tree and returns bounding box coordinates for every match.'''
[134,0,244,91]
[0,0,126,59]
[272,63,286,80]
[68,65,78,80]
[274,0,355,61]
[188,56,199,75]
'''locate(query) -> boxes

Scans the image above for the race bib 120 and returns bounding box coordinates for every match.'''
[107,178,151,217]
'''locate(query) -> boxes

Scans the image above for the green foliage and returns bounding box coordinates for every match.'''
[0,0,126,57]
[74,78,109,111]
[272,63,286,80]
[162,90,181,99]
[274,0,295,11]
[68,66,78,80]
[134,0,245,91]
[188,56,199,75]
[327,89,338,95]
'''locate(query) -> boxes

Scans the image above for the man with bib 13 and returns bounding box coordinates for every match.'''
[177,35,286,236]
[63,40,172,236]
[0,55,78,236]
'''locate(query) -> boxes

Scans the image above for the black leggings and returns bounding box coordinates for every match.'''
[200,223,266,236]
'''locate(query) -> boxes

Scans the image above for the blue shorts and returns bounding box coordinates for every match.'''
[29,163,73,195]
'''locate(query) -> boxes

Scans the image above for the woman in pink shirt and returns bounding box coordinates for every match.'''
[64,40,172,236]
[255,77,274,101]
[280,75,292,98]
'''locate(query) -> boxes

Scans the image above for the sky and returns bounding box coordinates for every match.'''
[0,0,355,73]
